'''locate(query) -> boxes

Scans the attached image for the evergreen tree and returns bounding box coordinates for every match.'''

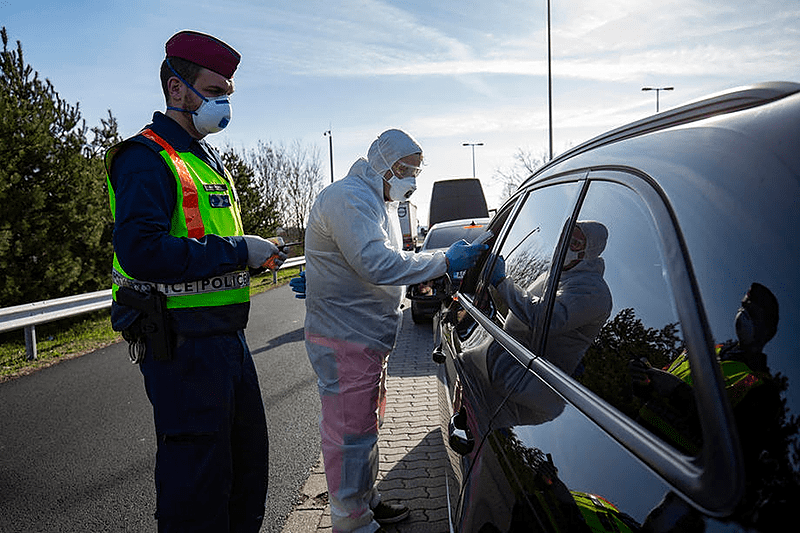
[578,307,684,418]
[0,27,117,306]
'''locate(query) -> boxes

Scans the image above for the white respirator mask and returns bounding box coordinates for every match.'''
[384,174,417,201]
[190,94,231,135]
[166,59,232,135]
[563,247,584,267]
[377,144,421,201]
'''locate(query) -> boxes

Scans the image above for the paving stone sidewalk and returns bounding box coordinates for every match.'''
[281,309,450,533]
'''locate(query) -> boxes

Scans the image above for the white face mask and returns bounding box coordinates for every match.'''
[563,247,582,266]
[166,59,232,136]
[735,307,756,346]
[563,225,588,268]
[191,94,231,135]
[384,175,417,201]
[375,142,421,201]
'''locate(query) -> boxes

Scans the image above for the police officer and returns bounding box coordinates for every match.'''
[105,30,283,533]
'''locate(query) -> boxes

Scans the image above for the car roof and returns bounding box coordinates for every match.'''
[522,81,800,191]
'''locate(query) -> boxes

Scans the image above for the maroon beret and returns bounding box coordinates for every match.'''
[165,30,241,79]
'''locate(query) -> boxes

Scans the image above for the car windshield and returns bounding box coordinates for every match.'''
[424,223,487,250]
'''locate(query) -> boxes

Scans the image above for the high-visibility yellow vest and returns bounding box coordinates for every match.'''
[640,347,768,454]
[666,348,766,408]
[105,128,249,309]
[572,491,635,533]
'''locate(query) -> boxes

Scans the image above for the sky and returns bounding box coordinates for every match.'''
[4,0,799,225]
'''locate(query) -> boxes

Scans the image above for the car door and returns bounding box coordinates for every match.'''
[493,171,736,531]
[438,175,584,532]
[443,168,752,533]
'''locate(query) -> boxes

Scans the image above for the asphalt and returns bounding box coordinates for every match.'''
[281,305,450,533]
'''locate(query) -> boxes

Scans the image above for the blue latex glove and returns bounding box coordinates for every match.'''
[290,271,306,299]
[490,256,506,286]
[445,240,488,275]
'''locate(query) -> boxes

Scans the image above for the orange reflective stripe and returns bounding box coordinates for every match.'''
[140,128,205,239]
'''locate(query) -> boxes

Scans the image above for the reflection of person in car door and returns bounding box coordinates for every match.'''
[486,221,613,423]
[632,282,788,530]
[492,221,612,374]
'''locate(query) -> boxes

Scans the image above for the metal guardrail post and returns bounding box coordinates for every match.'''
[270,257,305,284]
[0,290,113,362]
[25,325,37,361]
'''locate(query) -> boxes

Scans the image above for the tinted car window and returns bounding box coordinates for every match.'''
[663,144,800,529]
[571,179,702,453]
[484,181,581,350]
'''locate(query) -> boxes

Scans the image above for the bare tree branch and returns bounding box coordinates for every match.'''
[492,147,548,203]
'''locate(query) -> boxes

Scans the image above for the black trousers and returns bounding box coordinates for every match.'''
[140,330,268,533]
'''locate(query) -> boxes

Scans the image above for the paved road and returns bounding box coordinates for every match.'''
[0,284,319,533]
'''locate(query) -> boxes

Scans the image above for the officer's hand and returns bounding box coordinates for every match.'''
[272,250,288,269]
[290,271,306,299]
[445,240,488,275]
[490,256,506,286]
[242,235,285,269]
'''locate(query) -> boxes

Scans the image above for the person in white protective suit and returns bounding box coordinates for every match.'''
[290,129,487,533]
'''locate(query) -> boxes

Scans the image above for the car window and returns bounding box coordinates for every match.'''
[483,176,706,454]
[459,209,513,297]
[567,180,703,454]
[483,181,581,352]
[423,222,489,250]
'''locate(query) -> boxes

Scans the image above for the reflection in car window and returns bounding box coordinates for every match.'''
[572,180,703,454]
[466,182,582,425]
[668,163,800,529]
[485,182,580,349]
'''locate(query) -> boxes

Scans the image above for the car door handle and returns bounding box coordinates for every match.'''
[448,407,475,455]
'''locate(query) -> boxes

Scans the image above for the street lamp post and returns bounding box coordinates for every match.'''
[547,0,553,161]
[323,130,334,183]
[462,142,484,177]
[641,86,674,113]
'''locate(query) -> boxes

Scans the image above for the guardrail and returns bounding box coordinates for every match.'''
[0,257,305,361]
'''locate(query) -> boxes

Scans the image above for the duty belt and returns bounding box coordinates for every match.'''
[112,268,250,296]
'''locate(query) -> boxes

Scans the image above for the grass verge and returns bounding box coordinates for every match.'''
[0,267,301,383]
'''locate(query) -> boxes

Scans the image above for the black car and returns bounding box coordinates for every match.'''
[407,217,491,323]
[422,82,800,532]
